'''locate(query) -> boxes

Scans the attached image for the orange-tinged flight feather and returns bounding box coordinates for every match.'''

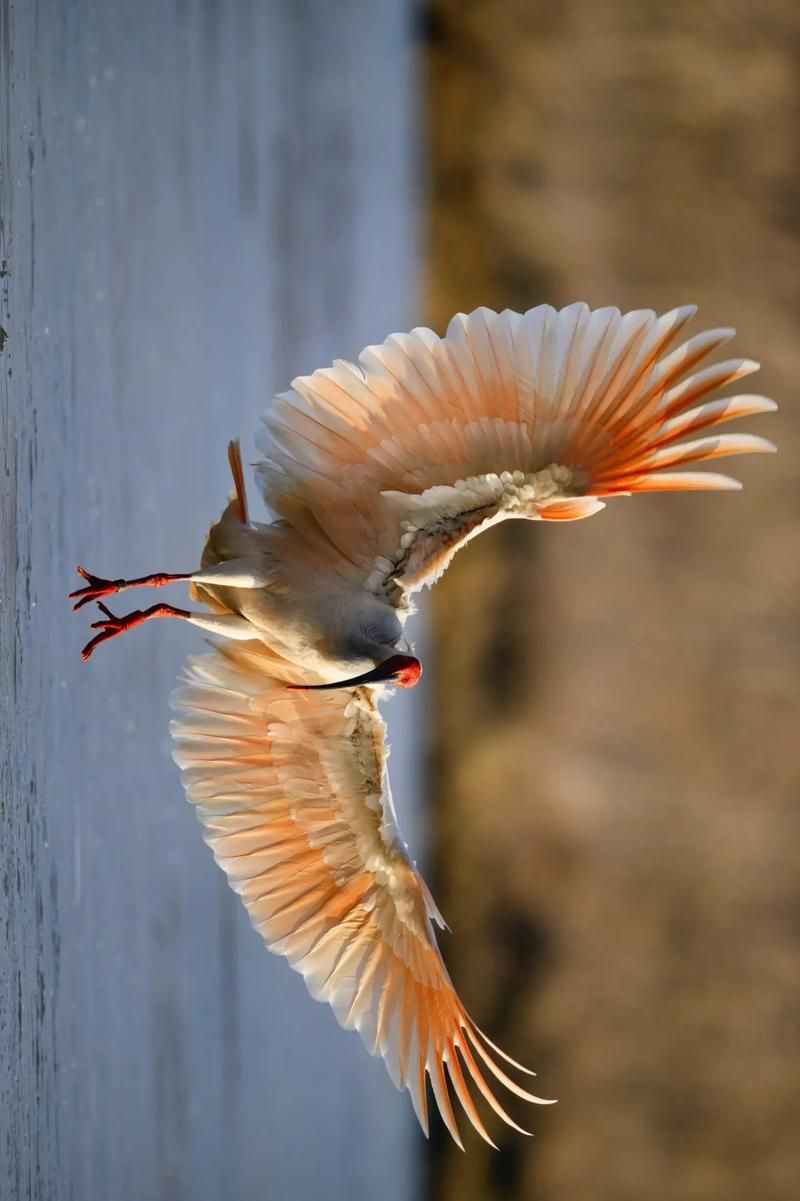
[170,641,552,1147]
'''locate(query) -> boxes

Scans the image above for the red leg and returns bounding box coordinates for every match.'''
[69,565,193,611]
[81,601,191,661]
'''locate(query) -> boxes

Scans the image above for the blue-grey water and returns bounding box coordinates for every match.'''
[0,3,424,1198]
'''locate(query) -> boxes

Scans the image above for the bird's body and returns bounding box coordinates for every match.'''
[202,523,408,682]
[72,303,776,1146]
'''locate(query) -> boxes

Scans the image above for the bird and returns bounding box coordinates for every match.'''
[71,302,776,1147]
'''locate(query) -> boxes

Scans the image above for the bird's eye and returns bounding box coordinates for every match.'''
[363,624,399,647]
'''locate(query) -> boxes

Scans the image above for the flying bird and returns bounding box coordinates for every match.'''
[71,303,776,1147]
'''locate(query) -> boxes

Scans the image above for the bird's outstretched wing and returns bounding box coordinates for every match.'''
[257,304,776,599]
[170,640,549,1146]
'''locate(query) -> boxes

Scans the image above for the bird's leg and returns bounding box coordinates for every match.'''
[70,565,193,611]
[81,601,191,660]
[80,600,255,661]
[71,560,269,611]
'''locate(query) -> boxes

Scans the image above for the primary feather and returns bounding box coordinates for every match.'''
[169,303,775,1144]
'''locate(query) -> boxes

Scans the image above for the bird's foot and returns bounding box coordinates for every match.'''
[70,566,126,610]
[81,601,146,660]
[80,600,188,661]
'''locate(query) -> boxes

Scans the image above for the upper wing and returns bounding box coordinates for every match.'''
[257,304,776,599]
[170,640,549,1146]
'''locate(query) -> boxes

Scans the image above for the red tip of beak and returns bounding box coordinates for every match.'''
[389,654,423,689]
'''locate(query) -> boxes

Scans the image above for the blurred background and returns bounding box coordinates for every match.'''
[1,2,797,1200]
[425,3,799,1198]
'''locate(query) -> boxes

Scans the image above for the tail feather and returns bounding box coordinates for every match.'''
[227,439,249,525]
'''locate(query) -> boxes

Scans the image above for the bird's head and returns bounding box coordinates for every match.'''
[288,653,422,692]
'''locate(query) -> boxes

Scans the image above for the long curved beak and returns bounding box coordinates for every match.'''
[288,654,422,692]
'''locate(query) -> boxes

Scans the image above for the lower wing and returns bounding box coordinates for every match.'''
[170,640,551,1147]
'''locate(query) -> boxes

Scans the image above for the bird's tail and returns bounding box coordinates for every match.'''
[201,439,253,566]
[192,440,260,611]
[227,438,249,524]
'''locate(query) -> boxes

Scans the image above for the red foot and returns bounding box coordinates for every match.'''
[70,565,191,611]
[70,566,125,610]
[81,601,189,661]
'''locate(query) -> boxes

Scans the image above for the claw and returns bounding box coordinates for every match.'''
[90,600,123,629]
[70,565,124,611]
[81,601,139,660]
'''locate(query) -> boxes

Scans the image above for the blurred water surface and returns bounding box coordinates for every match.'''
[0,3,421,1199]
[426,2,800,1198]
